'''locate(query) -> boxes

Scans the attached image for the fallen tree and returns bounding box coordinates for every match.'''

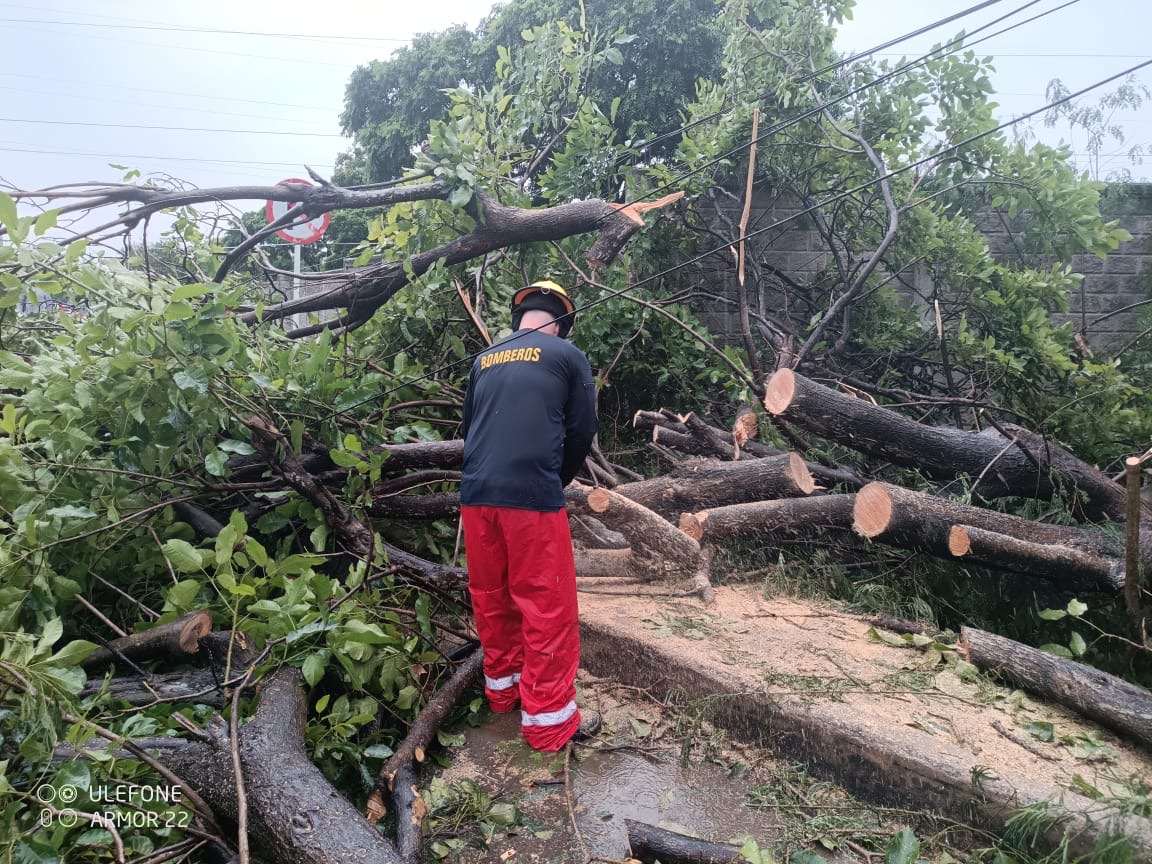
[764,369,1137,522]
[679,494,856,545]
[960,627,1152,752]
[853,482,1138,593]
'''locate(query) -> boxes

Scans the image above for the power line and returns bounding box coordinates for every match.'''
[0,16,412,42]
[620,0,1047,172]
[0,117,344,137]
[327,55,1152,418]
[635,0,1080,207]
[0,72,333,111]
[0,84,327,125]
[0,144,335,170]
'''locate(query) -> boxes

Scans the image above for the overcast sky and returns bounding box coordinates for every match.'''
[2,0,1150,220]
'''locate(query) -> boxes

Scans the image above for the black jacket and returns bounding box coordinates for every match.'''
[461,329,597,511]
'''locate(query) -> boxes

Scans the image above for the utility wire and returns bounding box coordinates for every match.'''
[631,0,1078,206]
[615,0,1041,168]
[326,55,1152,418]
[0,17,413,42]
[0,144,335,170]
[0,117,344,137]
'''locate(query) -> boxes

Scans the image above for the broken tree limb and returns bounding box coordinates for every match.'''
[633,409,781,460]
[158,668,405,864]
[370,648,484,807]
[607,453,815,521]
[853,482,1144,593]
[949,525,1124,593]
[81,611,213,671]
[679,494,856,545]
[764,369,1133,522]
[960,627,1152,752]
[625,819,743,864]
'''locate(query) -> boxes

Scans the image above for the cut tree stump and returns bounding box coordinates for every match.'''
[960,626,1152,752]
[853,482,1140,593]
[764,368,1134,522]
[679,494,855,544]
[158,668,405,864]
[949,525,1124,592]
[82,611,213,670]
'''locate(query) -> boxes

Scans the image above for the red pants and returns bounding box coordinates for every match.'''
[462,505,582,751]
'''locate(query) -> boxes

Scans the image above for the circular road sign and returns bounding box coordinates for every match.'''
[265,178,331,245]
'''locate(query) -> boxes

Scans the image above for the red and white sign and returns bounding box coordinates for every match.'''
[265,178,331,245]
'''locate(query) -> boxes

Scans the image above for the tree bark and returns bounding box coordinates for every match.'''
[159,668,404,864]
[82,611,213,670]
[949,525,1124,593]
[574,547,635,577]
[625,819,743,864]
[960,626,1152,752]
[568,484,712,600]
[608,453,814,521]
[853,482,1143,592]
[764,368,1134,522]
[679,494,855,544]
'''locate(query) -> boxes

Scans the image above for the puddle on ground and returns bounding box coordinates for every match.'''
[573,747,776,857]
[432,703,781,862]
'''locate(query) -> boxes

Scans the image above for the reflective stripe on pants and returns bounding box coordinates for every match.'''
[463,505,582,751]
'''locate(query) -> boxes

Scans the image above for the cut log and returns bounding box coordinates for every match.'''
[633,409,781,459]
[159,668,404,864]
[625,819,743,864]
[569,484,712,600]
[765,369,1134,522]
[574,547,634,578]
[853,482,1143,592]
[568,514,630,550]
[960,626,1152,752]
[82,668,223,706]
[949,525,1124,592]
[82,611,213,670]
[605,454,815,522]
[679,494,855,544]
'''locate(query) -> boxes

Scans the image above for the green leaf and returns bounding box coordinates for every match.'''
[167,579,202,609]
[1040,643,1073,658]
[1026,721,1054,742]
[13,839,61,864]
[884,827,920,864]
[487,801,517,826]
[0,191,17,230]
[790,852,827,864]
[163,539,206,574]
[163,300,196,322]
[45,505,95,519]
[1069,631,1087,657]
[1038,608,1067,621]
[1066,599,1088,617]
[205,449,229,476]
[170,283,215,302]
[216,439,256,455]
[34,209,58,236]
[50,639,97,667]
[302,651,329,687]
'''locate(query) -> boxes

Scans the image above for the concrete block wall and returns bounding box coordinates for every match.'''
[698,184,1152,350]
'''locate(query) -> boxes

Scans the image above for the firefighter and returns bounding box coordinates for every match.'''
[460,280,600,751]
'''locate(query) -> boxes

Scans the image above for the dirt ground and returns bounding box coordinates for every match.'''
[423,584,1152,863]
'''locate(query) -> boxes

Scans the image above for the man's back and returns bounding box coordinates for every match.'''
[461,329,596,511]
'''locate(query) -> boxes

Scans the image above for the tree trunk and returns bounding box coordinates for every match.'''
[764,368,1133,522]
[574,547,635,577]
[159,668,404,864]
[82,611,213,670]
[679,494,855,544]
[609,453,814,521]
[853,482,1142,592]
[949,525,1124,592]
[960,626,1152,752]
[625,819,743,864]
[569,484,712,600]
